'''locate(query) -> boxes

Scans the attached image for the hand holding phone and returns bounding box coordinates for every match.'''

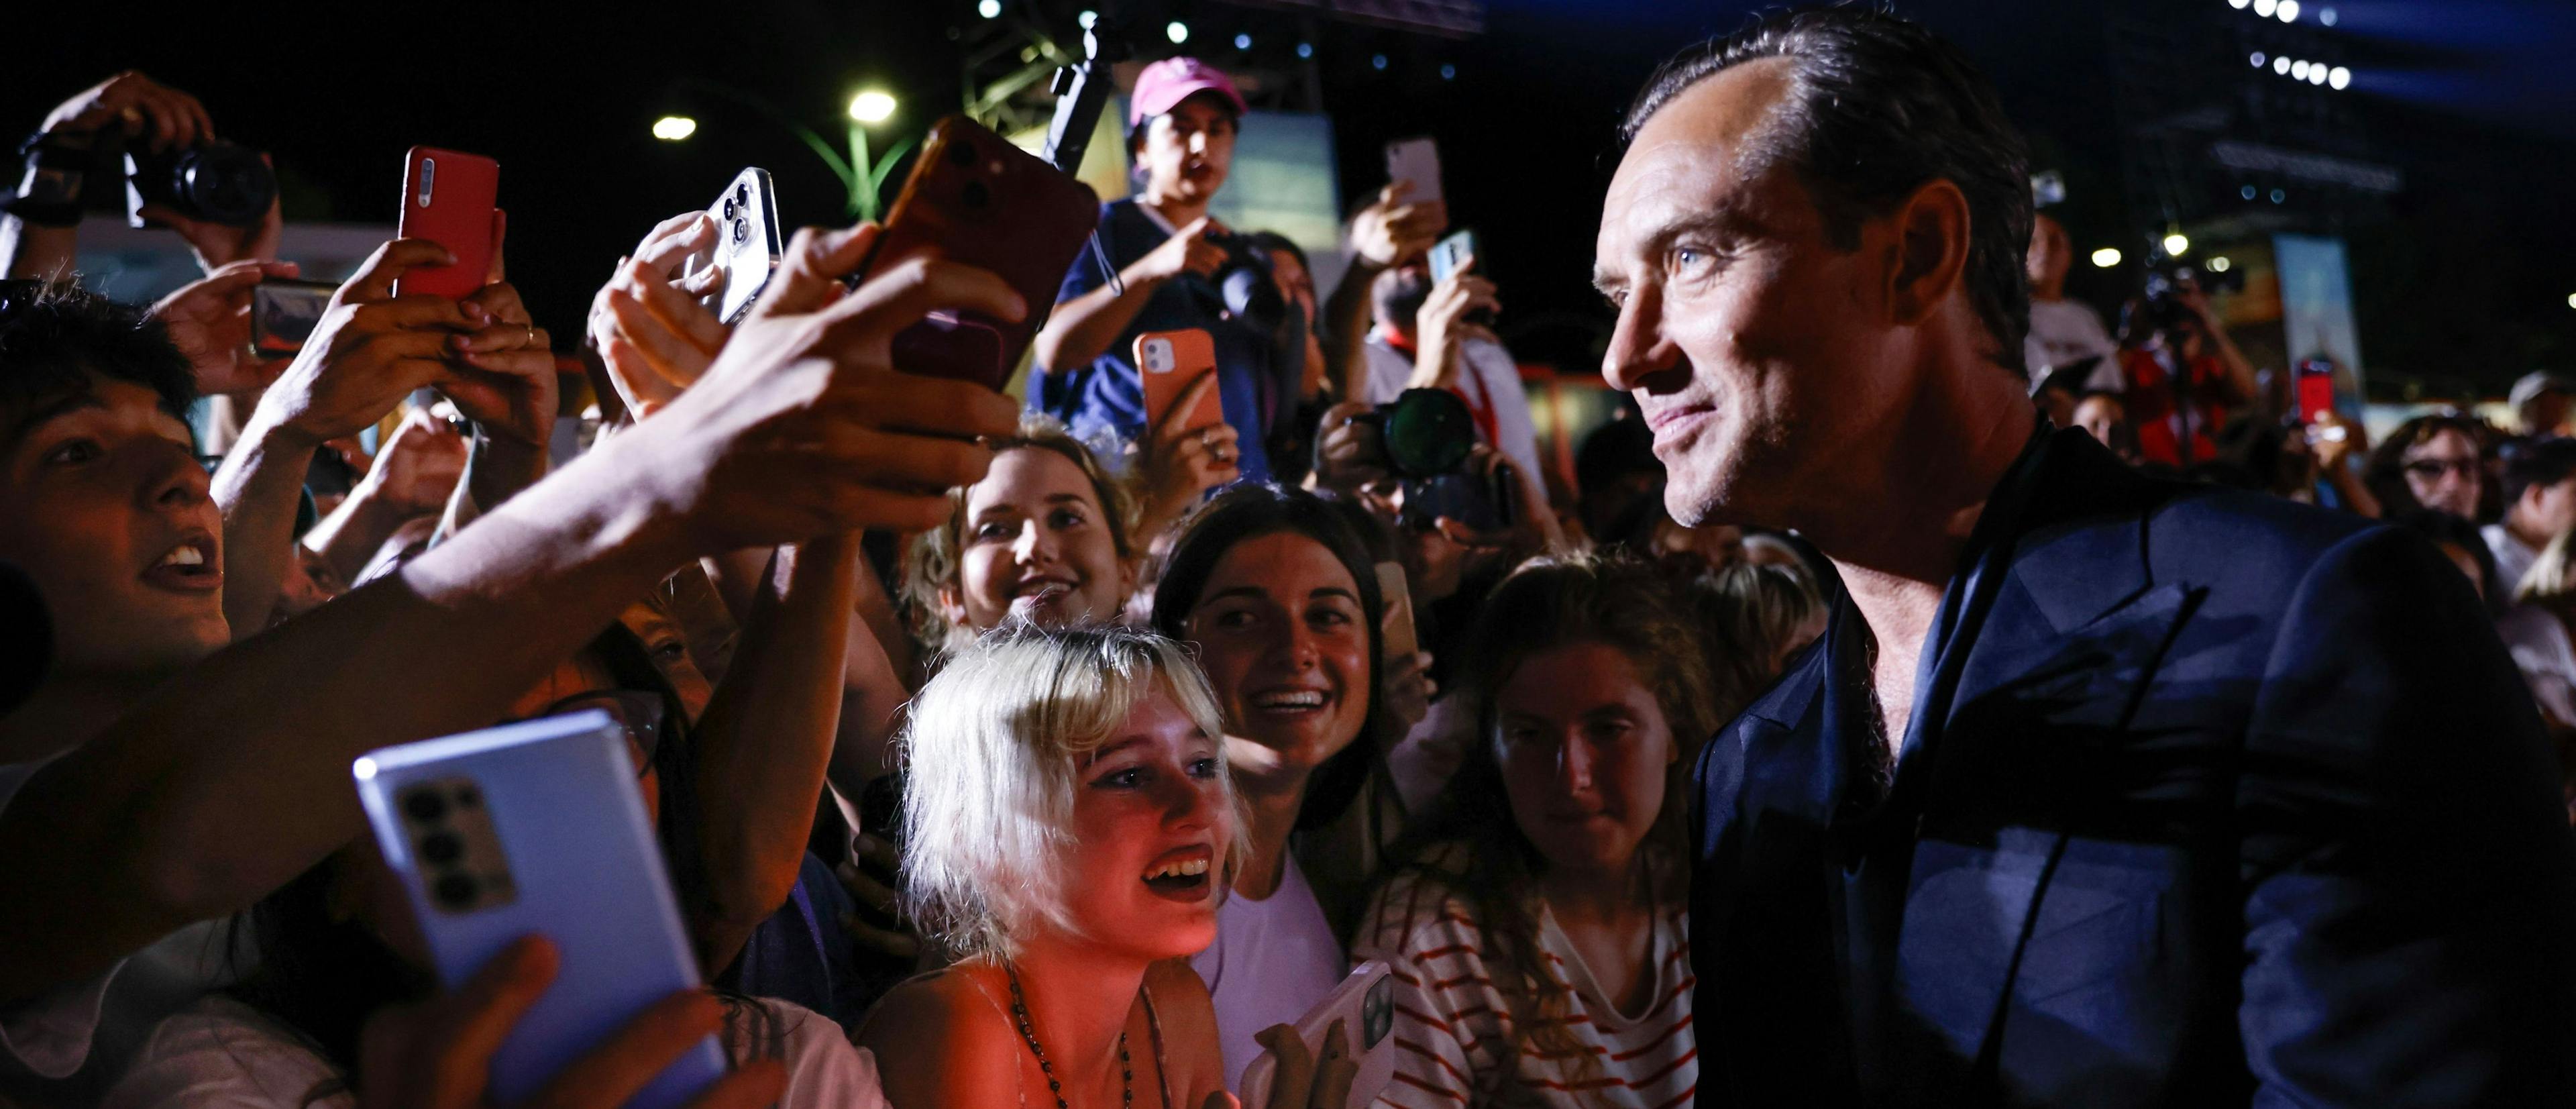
[250,277,341,356]
[396,147,498,300]
[1238,962,1397,1108]
[682,168,782,325]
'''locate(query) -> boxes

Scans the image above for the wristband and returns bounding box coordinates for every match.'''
[5,130,94,227]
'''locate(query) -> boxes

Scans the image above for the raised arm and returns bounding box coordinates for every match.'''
[1030,215,1223,374]
[1324,183,1445,401]
[0,221,1027,1002]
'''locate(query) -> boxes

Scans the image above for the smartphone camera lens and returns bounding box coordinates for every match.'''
[735,182,751,206]
[453,785,480,810]
[433,874,479,909]
[402,790,447,824]
[733,217,750,244]
[722,198,737,220]
[961,180,991,209]
[419,832,464,865]
[947,139,977,167]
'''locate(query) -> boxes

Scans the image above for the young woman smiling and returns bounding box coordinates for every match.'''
[1357,553,1751,1107]
[903,416,1140,659]
[861,627,1236,1109]
[1149,484,1409,1091]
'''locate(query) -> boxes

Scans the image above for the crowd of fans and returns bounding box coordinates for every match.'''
[0,15,2569,1109]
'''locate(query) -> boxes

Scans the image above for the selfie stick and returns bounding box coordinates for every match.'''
[1043,4,1130,176]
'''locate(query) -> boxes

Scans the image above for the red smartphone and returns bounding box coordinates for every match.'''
[861,115,1099,391]
[2296,358,2337,423]
[396,146,498,299]
[1136,329,1222,437]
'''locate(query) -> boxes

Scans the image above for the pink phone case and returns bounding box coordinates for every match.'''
[396,146,498,299]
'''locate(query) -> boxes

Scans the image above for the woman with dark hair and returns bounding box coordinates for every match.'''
[1354,553,1754,1107]
[2365,413,2490,520]
[1148,483,1403,1092]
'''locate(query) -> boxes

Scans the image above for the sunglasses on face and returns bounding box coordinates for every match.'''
[517,689,669,778]
[2403,458,2481,481]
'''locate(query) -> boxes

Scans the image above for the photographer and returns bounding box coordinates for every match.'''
[1030,58,1282,481]
[2114,270,2260,468]
[1360,256,1542,480]
[2,71,281,282]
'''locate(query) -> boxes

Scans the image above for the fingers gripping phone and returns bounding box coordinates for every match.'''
[861,115,1101,391]
[2296,358,2337,424]
[250,277,341,356]
[1238,961,1399,1108]
[353,712,725,1109]
[396,147,498,299]
[1428,229,1491,327]
[1384,138,1443,205]
[686,168,782,325]
[1138,329,1223,437]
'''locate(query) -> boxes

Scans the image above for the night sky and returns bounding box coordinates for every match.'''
[10,0,2575,397]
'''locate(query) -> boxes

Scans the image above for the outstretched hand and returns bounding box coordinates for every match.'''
[150,258,300,397]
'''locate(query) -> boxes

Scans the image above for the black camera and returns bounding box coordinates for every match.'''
[1362,388,1513,532]
[124,139,274,227]
[1187,231,1286,337]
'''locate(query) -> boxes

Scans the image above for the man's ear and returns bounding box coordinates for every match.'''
[1882,178,1974,327]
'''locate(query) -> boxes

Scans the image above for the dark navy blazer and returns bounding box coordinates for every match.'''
[1691,427,2576,1107]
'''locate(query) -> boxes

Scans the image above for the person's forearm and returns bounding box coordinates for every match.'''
[1324,258,1385,402]
[0,216,78,281]
[828,557,911,794]
[436,434,548,543]
[0,433,695,1001]
[210,414,322,639]
[2208,327,2261,410]
[1032,268,1166,373]
[302,484,419,587]
[686,535,859,973]
[1405,340,1462,392]
[2327,460,2381,518]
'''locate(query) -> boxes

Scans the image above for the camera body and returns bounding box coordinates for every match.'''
[1366,388,1511,532]
[123,139,274,227]
[1193,229,1286,337]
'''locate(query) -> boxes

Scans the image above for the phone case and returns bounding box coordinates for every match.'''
[396,147,498,300]
[1237,961,1398,1108]
[1136,329,1223,437]
[863,115,1101,390]
[1385,138,1443,204]
[687,168,782,325]
[352,712,724,1109]
[2297,366,2337,423]
[1374,563,1419,663]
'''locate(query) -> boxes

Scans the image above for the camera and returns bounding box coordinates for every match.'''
[1188,230,1286,337]
[124,139,274,227]
[1361,388,1513,532]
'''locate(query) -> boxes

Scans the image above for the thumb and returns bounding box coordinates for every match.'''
[485,209,508,284]
[341,238,458,305]
[1155,370,1219,441]
[759,223,880,318]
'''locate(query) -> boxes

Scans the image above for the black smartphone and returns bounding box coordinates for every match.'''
[250,278,340,356]
[1400,468,1513,534]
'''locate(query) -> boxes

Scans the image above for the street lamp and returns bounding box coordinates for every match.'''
[845,91,910,224]
[848,91,898,125]
[2162,231,2191,258]
[651,115,698,141]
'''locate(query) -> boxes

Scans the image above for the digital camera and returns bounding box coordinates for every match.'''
[125,139,274,227]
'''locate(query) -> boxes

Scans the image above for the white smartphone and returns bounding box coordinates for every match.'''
[1238,961,1398,1108]
[686,167,782,324]
[353,712,724,1109]
[1384,138,1443,205]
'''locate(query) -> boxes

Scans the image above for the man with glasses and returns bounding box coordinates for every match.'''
[2367,414,2489,521]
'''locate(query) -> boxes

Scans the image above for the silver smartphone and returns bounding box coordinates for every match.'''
[686,167,782,325]
[1384,137,1443,204]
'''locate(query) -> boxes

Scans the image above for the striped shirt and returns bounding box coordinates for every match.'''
[1353,861,1695,1108]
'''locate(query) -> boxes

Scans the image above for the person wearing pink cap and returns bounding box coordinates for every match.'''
[1030,57,1280,486]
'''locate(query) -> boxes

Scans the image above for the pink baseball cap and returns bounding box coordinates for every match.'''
[1130,57,1246,127]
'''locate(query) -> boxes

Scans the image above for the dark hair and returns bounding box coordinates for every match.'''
[0,280,196,454]
[2502,436,2576,508]
[228,621,708,1079]
[1375,553,1733,1086]
[1150,484,1385,832]
[1241,231,1308,279]
[2392,508,2503,615]
[1623,7,2034,378]
[2363,413,2488,517]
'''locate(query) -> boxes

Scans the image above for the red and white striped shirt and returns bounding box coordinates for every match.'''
[1352,863,1695,1108]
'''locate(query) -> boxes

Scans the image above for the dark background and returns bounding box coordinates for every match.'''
[9,0,2575,401]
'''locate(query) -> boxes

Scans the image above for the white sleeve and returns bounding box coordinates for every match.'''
[99,1000,345,1109]
[1360,341,1413,406]
[754,1000,891,1109]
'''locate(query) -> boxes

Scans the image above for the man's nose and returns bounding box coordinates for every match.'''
[146,445,211,513]
[1603,286,1682,394]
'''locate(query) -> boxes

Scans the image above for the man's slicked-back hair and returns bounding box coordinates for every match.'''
[0,280,197,452]
[1623,5,2035,378]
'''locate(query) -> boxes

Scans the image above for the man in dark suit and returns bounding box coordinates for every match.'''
[1592,8,2576,1106]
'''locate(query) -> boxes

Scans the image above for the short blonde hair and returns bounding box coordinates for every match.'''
[900,625,1240,961]
[901,415,1139,657]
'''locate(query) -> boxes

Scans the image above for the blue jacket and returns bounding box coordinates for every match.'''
[1691,427,2576,1106]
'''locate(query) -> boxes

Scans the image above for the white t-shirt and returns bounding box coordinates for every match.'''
[100,994,883,1109]
[1361,335,1544,483]
[0,761,246,1092]
[2498,605,2576,725]
[2485,524,2541,600]
[2024,297,2121,392]
[1189,852,1344,1094]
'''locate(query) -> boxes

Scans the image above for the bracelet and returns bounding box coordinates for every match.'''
[7,130,93,227]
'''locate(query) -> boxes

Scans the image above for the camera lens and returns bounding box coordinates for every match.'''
[402,790,447,824]
[722,198,737,220]
[419,832,464,865]
[433,874,479,908]
[947,139,977,167]
[172,142,276,227]
[736,182,751,206]
[453,785,480,809]
[961,180,991,209]
[733,217,750,244]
